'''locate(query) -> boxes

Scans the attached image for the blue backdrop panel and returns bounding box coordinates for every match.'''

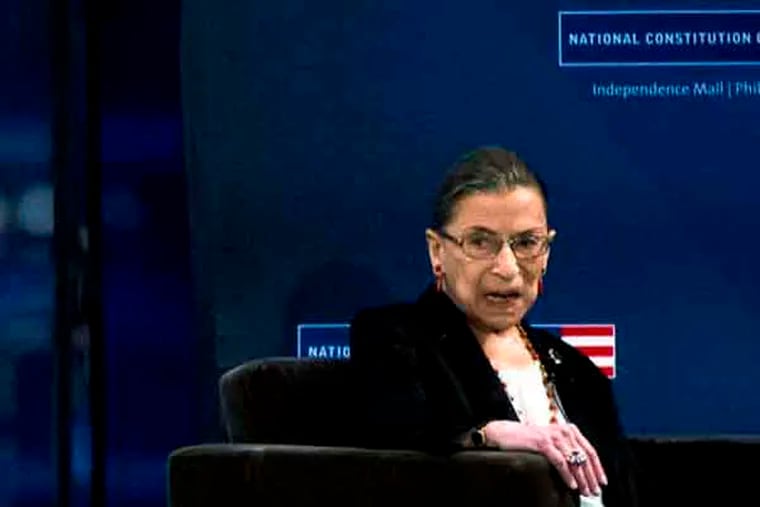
[182,1,760,435]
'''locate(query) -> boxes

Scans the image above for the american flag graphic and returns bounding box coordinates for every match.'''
[535,324,616,378]
[297,322,617,378]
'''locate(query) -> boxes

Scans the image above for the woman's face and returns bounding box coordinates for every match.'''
[426,187,550,333]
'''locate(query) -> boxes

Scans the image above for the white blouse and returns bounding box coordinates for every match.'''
[496,361,605,507]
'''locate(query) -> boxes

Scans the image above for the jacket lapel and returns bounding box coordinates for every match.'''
[415,287,517,424]
[525,324,585,425]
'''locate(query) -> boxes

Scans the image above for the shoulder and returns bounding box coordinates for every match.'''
[348,301,430,375]
[351,302,413,328]
[350,302,418,339]
[349,301,419,349]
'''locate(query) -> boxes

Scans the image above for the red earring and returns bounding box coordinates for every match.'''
[537,277,544,296]
[434,266,444,292]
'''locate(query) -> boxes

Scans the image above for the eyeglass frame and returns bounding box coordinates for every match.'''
[436,227,557,261]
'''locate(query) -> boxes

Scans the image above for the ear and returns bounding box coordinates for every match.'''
[542,229,556,275]
[425,228,444,272]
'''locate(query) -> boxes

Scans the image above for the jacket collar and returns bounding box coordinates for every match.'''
[413,284,568,386]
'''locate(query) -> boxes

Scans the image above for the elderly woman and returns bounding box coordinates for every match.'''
[349,147,637,507]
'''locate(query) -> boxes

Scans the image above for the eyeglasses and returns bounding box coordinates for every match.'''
[438,227,556,261]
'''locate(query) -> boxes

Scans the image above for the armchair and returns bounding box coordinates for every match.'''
[168,357,760,506]
[168,357,576,506]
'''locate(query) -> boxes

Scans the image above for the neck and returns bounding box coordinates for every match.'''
[474,323,536,370]
[470,322,521,348]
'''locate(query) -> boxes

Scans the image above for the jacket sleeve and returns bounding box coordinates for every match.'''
[349,307,483,453]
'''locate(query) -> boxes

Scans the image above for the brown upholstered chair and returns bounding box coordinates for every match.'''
[168,357,576,506]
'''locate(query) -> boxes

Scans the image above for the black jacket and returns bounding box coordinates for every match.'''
[349,285,638,507]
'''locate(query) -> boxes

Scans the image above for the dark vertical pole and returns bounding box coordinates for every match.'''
[84,0,106,504]
[51,0,75,503]
[51,0,105,504]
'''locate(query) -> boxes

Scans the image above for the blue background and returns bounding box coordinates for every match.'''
[183,0,760,438]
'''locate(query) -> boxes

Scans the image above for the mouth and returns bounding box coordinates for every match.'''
[484,289,522,303]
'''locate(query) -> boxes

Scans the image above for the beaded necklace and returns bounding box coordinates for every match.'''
[495,324,558,424]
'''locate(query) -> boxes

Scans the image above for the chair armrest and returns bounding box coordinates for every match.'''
[168,443,575,506]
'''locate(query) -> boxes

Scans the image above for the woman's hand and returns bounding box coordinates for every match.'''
[482,420,607,497]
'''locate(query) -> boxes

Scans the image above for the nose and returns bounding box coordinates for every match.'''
[490,242,520,278]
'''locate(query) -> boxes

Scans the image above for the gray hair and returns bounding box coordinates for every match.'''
[431,146,548,230]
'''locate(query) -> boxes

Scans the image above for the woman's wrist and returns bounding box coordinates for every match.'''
[468,423,489,447]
